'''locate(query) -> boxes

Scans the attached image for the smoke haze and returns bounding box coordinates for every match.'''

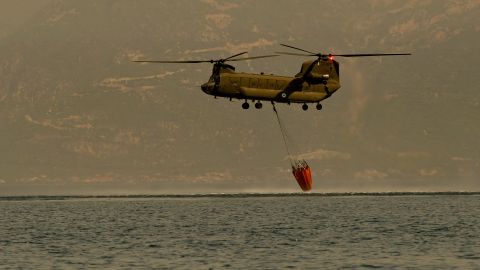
[1,0,479,195]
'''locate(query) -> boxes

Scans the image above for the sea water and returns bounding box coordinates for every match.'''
[1,194,479,269]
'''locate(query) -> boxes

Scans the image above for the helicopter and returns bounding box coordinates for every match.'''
[133,44,411,111]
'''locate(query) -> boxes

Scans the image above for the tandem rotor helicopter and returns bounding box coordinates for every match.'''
[134,44,410,111]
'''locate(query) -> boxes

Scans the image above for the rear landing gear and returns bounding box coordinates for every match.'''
[316,103,323,110]
[302,103,308,111]
[255,102,263,109]
[242,101,249,109]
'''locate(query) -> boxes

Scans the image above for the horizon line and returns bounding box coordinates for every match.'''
[1,191,480,201]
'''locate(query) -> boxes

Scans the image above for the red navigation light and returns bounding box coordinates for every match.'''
[328,55,334,61]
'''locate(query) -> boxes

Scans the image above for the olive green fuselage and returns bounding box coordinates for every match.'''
[201,59,341,104]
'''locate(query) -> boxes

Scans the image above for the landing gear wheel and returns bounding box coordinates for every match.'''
[255,102,263,109]
[316,103,323,110]
[242,102,249,110]
[302,103,308,111]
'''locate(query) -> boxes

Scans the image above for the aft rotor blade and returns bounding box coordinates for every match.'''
[228,54,279,61]
[132,60,212,63]
[275,51,315,57]
[334,53,412,57]
[224,51,248,61]
[280,44,317,55]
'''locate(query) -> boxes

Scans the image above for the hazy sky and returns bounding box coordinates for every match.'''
[0,0,479,195]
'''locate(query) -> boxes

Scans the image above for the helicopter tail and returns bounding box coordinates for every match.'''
[331,59,340,80]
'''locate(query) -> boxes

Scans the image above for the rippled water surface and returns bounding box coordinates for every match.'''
[1,194,480,269]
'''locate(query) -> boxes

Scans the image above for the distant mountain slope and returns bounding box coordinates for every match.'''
[0,0,479,194]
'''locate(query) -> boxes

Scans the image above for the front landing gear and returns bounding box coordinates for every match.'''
[302,103,308,111]
[316,103,323,110]
[242,101,249,109]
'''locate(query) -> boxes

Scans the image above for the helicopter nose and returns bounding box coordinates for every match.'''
[201,82,214,94]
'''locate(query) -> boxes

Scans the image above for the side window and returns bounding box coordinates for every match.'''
[240,77,250,87]
[268,79,276,89]
[250,78,258,88]
[230,77,240,86]
[258,78,266,89]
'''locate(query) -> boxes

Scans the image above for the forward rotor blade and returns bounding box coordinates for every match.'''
[132,60,212,63]
[132,52,281,64]
[275,51,316,56]
[227,54,279,61]
[224,51,248,61]
[334,53,412,57]
[280,44,317,55]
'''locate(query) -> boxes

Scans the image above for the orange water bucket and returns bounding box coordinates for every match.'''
[292,165,312,191]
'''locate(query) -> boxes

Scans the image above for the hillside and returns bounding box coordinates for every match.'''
[1,0,479,194]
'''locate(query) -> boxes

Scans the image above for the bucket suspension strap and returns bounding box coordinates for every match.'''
[272,103,293,165]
